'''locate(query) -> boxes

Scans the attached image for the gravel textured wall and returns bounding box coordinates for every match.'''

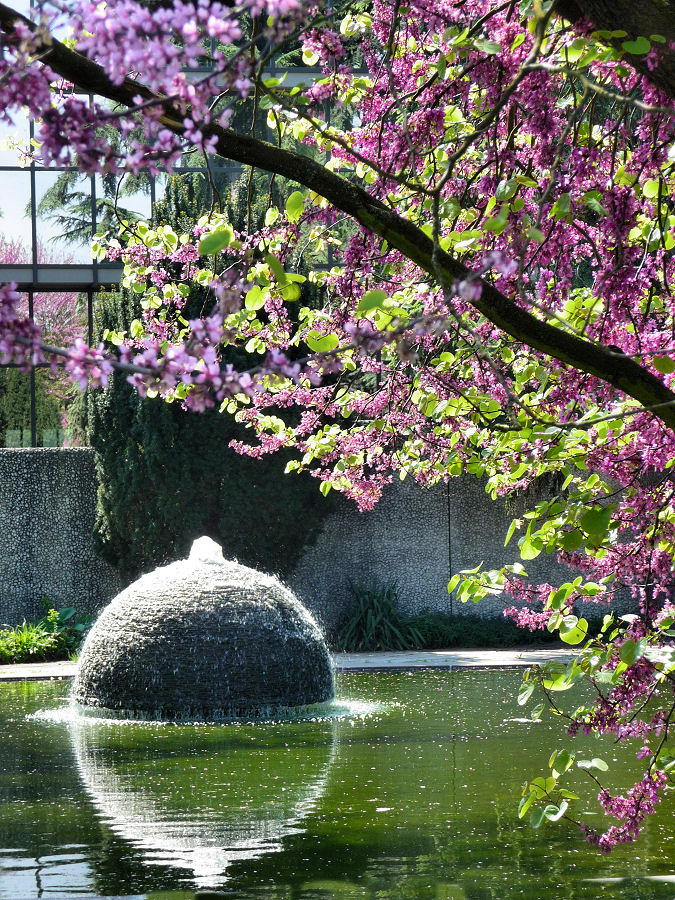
[0,448,122,626]
[288,475,630,634]
[1,449,630,632]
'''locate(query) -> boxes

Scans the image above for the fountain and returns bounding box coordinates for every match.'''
[72,536,334,720]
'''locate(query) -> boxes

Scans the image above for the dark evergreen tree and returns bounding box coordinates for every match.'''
[84,181,334,579]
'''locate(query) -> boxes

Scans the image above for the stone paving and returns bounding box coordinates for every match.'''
[0,647,572,681]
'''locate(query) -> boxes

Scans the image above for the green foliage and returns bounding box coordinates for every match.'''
[83,286,335,578]
[334,582,597,651]
[0,600,91,663]
[0,368,63,446]
[335,582,425,651]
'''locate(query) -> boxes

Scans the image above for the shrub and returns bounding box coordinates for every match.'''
[333,582,601,652]
[335,582,425,651]
[0,601,91,663]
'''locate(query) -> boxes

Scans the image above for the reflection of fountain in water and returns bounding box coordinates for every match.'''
[70,716,337,888]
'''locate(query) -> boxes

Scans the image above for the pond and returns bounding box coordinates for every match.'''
[1,669,675,899]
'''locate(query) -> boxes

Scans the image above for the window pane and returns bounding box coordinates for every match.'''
[35,170,94,263]
[0,114,30,168]
[0,171,33,262]
[94,172,152,235]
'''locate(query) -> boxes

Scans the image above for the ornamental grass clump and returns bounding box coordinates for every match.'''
[335,582,425,652]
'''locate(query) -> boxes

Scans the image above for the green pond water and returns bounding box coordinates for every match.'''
[1,670,675,899]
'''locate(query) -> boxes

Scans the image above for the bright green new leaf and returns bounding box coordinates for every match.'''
[245,286,266,311]
[198,228,232,255]
[518,791,537,819]
[306,330,340,353]
[560,617,588,645]
[356,290,388,315]
[265,206,280,226]
[447,574,461,594]
[286,191,305,223]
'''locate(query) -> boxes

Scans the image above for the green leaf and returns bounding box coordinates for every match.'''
[198,228,232,255]
[545,800,568,822]
[474,38,501,54]
[286,191,305,223]
[266,253,286,282]
[578,506,612,536]
[495,178,518,202]
[356,290,388,315]
[560,530,583,551]
[245,286,266,311]
[577,757,608,772]
[280,282,302,302]
[653,356,675,374]
[551,749,575,775]
[264,206,280,226]
[306,330,340,353]
[622,36,651,55]
[504,518,519,547]
[518,680,535,706]
[531,702,545,721]
[447,574,461,594]
[643,179,660,200]
[518,791,536,819]
[519,536,543,560]
[551,193,571,219]
[619,638,646,666]
[560,617,588,645]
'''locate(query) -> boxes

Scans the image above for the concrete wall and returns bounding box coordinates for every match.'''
[288,475,585,634]
[0,449,122,626]
[0,448,630,632]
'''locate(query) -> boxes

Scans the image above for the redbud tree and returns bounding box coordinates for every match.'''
[1,0,675,849]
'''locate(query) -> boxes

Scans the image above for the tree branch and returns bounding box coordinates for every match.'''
[2,1,675,430]
[554,0,675,100]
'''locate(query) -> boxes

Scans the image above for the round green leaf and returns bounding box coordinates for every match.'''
[306,330,340,353]
[286,191,306,224]
[653,356,675,374]
[622,36,651,55]
[198,228,232,255]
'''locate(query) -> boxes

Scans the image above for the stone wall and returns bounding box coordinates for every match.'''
[0,448,630,632]
[287,475,588,634]
[0,449,122,626]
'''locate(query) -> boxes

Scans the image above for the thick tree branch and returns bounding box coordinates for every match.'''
[2,1,675,430]
[554,0,675,100]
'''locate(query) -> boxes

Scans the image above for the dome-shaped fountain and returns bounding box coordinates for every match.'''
[72,537,334,720]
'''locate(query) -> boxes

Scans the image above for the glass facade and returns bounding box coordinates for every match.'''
[0,0,322,447]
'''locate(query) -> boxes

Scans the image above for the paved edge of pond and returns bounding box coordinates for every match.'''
[0,648,572,681]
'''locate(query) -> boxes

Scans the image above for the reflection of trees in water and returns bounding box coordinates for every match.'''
[70,716,337,890]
